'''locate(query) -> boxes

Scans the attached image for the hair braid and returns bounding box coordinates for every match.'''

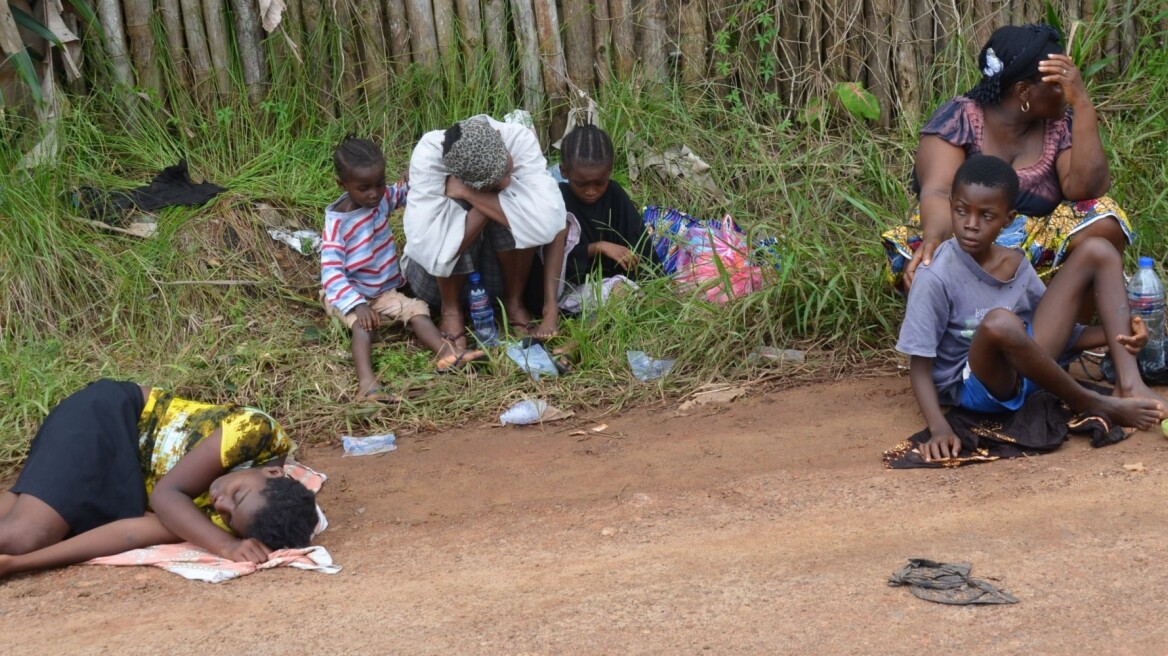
[561,124,614,170]
[333,135,385,179]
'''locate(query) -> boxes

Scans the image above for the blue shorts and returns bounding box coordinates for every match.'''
[958,365,1038,413]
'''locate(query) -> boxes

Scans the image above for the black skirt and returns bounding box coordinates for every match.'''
[11,379,147,536]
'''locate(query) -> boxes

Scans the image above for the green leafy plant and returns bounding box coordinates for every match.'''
[0,0,99,105]
[834,82,880,121]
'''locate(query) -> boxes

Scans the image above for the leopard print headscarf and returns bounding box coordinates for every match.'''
[442,118,509,190]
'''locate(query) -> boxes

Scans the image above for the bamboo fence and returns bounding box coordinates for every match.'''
[13,0,1168,128]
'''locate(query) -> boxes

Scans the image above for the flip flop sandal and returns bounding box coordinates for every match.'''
[440,329,469,350]
[360,386,403,404]
[436,349,489,374]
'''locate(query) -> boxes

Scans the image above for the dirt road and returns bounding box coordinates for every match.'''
[4,374,1168,655]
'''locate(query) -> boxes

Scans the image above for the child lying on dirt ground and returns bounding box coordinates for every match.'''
[322,136,486,404]
[0,379,318,579]
[895,154,1166,463]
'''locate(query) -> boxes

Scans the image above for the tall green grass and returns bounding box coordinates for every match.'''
[1,12,1167,471]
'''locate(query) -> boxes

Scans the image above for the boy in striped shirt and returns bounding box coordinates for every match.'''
[322,137,485,402]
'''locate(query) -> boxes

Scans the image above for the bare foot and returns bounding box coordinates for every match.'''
[1113,382,1168,421]
[0,554,14,579]
[1098,395,1164,430]
[502,300,535,330]
[531,312,559,339]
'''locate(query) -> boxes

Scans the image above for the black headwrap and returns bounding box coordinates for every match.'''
[965,24,1063,106]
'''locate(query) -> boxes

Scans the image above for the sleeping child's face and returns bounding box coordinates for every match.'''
[337,162,388,209]
[950,181,1015,259]
[563,162,612,205]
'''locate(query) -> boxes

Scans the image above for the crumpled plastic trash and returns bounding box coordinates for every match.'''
[500,399,548,425]
[627,350,675,381]
[341,433,397,457]
[499,399,574,425]
[505,340,561,380]
[626,135,727,203]
[748,347,805,364]
[268,228,322,255]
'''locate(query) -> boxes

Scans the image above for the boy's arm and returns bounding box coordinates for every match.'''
[1071,316,1146,354]
[908,355,961,462]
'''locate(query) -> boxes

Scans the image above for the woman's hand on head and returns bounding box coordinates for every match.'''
[1039,53,1089,108]
[218,537,272,564]
[444,175,469,201]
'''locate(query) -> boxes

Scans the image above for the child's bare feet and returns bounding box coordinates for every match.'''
[531,311,559,339]
[1098,395,1164,430]
[1113,381,1168,421]
[502,299,535,333]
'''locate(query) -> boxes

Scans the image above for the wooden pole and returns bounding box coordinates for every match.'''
[433,0,458,79]
[609,0,635,80]
[202,0,234,98]
[353,0,389,97]
[892,0,919,122]
[231,0,269,103]
[384,0,411,74]
[776,4,798,104]
[911,0,934,92]
[299,0,335,113]
[678,0,705,88]
[705,0,730,84]
[94,0,134,87]
[533,0,568,137]
[158,0,188,88]
[277,0,304,63]
[509,0,544,115]
[483,0,509,85]
[177,0,214,106]
[561,0,595,93]
[454,0,483,63]
[334,0,362,102]
[866,0,894,127]
[404,0,440,69]
[591,0,612,87]
[123,0,159,95]
[637,0,667,88]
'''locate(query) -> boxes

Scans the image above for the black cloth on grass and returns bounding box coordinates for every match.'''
[78,159,226,225]
[883,388,1128,469]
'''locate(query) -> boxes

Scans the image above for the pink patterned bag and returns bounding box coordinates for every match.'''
[672,215,764,305]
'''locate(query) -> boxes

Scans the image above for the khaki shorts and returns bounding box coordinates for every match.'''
[323,289,430,329]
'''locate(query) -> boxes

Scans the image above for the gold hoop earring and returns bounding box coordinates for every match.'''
[1021,100,1030,113]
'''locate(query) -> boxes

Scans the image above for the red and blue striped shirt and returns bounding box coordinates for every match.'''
[321,184,409,314]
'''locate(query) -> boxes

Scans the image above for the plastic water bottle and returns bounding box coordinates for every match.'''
[1127,256,1166,371]
[467,272,499,346]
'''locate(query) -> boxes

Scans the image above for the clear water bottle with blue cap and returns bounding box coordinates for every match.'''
[1127,256,1166,371]
[467,272,499,347]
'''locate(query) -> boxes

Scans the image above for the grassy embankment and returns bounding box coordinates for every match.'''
[1,16,1166,471]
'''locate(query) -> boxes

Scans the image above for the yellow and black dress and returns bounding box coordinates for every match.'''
[10,379,292,536]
